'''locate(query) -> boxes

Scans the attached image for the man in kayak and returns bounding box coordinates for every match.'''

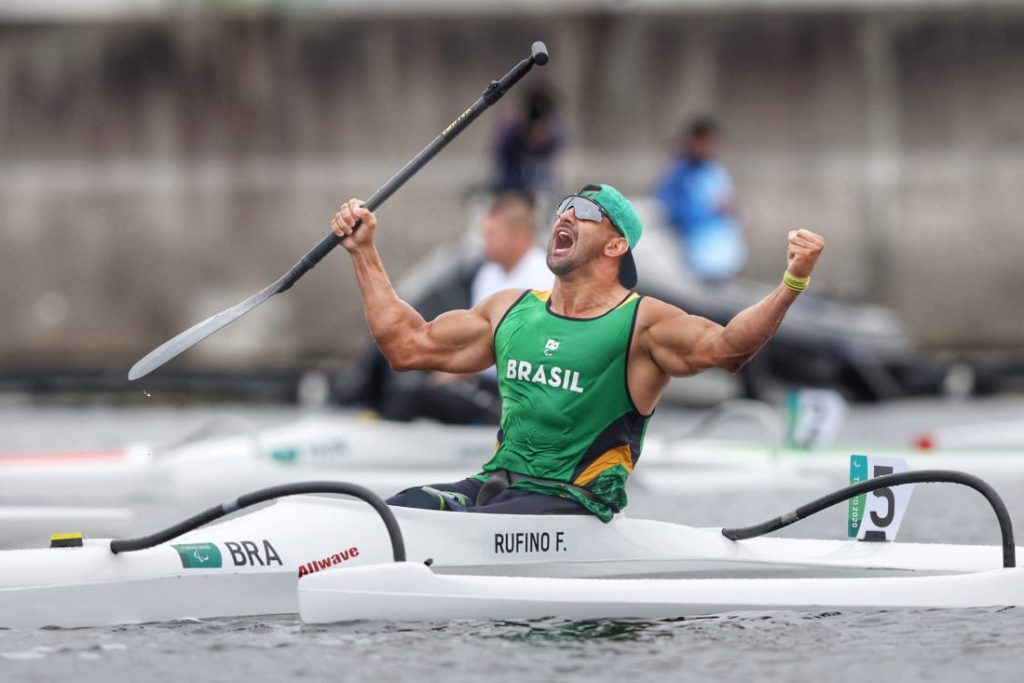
[331,184,824,521]
[346,191,552,425]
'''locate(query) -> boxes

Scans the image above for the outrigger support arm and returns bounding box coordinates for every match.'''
[722,470,1016,569]
[110,481,406,562]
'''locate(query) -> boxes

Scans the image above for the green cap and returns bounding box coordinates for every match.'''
[579,183,643,288]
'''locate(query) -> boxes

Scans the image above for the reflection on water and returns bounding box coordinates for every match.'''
[489,617,690,643]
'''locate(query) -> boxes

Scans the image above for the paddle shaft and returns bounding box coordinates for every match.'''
[278,42,547,292]
[128,42,548,381]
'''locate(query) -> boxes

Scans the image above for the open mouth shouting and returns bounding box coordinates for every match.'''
[550,222,577,259]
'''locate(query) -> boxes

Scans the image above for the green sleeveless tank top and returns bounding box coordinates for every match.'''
[481,289,650,522]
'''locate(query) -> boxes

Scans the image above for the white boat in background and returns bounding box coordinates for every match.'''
[0,474,1020,629]
[2,403,1023,510]
[0,414,495,507]
[0,446,161,504]
[642,438,1024,488]
[0,506,133,549]
[926,419,1024,451]
[636,398,1024,490]
[0,410,824,510]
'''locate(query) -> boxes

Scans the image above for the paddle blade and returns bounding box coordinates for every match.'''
[128,278,283,381]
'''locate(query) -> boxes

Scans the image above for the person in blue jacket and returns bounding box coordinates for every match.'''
[655,117,746,282]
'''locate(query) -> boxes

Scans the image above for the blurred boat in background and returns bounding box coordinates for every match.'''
[0,505,132,549]
[2,403,1023,517]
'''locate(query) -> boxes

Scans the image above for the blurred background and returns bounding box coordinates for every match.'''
[4,5,1024,668]
[1,0,1023,405]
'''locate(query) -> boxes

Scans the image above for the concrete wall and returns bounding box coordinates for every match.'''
[1,10,1022,368]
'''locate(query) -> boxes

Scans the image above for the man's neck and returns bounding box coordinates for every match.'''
[549,275,628,318]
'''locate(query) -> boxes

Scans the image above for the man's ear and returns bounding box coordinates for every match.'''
[605,237,629,258]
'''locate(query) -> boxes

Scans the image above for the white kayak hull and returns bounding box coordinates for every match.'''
[0,497,1018,628]
[300,562,1024,624]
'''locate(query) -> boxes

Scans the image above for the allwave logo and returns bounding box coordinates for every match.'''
[298,546,361,578]
[544,339,560,357]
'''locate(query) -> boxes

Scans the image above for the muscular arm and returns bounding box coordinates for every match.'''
[350,245,512,372]
[333,198,515,373]
[640,228,825,377]
[642,286,798,376]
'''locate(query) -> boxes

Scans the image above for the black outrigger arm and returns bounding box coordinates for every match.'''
[722,469,1015,569]
[110,481,406,563]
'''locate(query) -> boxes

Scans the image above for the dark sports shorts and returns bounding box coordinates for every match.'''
[387,477,587,515]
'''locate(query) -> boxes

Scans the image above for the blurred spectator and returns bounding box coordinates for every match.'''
[471,191,551,307]
[492,87,566,196]
[655,117,746,282]
[336,192,551,424]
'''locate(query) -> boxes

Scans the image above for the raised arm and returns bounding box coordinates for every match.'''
[640,229,825,377]
[332,198,515,373]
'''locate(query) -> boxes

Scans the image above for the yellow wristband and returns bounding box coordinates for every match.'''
[783,271,810,292]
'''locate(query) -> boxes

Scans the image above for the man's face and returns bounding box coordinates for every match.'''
[482,208,534,271]
[687,133,717,160]
[481,212,516,265]
[546,206,618,277]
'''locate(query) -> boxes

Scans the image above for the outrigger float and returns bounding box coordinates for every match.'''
[0,470,1020,628]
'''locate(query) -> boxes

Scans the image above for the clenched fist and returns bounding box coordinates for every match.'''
[331,198,378,253]
[786,229,825,279]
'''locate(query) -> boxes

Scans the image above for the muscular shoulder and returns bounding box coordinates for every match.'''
[475,288,531,326]
[634,296,689,336]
